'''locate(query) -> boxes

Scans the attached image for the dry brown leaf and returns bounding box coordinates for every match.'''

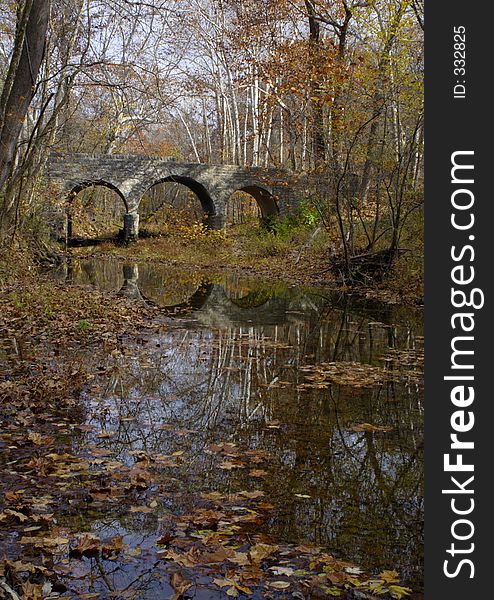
[129,505,153,513]
[249,543,278,563]
[249,469,268,477]
[70,533,100,558]
[238,490,265,499]
[170,571,192,600]
[350,423,393,433]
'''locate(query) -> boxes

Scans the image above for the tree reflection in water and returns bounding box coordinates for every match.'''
[60,259,423,596]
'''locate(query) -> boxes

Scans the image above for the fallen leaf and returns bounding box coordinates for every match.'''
[269,566,294,576]
[130,505,153,513]
[249,469,268,477]
[268,581,291,589]
[238,490,264,499]
[3,509,29,522]
[220,460,244,470]
[70,533,100,558]
[350,423,393,433]
[249,543,278,563]
[170,571,192,599]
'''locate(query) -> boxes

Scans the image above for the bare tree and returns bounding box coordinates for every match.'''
[0,0,51,193]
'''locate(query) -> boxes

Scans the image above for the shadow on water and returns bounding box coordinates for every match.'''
[51,257,423,597]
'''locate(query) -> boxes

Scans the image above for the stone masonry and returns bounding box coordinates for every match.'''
[46,153,301,241]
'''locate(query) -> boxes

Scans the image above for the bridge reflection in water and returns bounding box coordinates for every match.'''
[54,257,423,595]
[59,258,325,326]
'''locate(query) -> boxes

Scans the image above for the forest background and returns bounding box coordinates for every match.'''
[0,0,424,292]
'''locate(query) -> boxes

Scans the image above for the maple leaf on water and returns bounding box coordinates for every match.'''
[69,533,101,558]
[69,533,125,559]
[170,571,192,600]
[248,543,278,564]
[213,577,253,597]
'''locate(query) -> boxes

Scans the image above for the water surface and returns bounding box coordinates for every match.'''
[52,258,424,597]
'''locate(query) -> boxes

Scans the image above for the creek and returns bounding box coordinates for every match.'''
[50,257,424,598]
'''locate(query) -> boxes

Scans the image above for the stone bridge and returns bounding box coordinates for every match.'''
[46,154,301,240]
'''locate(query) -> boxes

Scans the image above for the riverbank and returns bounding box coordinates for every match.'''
[64,222,424,306]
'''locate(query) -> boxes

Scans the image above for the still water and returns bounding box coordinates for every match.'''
[53,258,424,598]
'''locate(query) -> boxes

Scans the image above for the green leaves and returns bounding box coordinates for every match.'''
[78,318,90,331]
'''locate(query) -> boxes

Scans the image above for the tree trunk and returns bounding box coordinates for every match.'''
[0,0,51,193]
[305,0,326,169]
[358,1,408,201]
[0,0,34,126]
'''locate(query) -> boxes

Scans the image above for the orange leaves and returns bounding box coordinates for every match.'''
[255,36,340,102]
[20,534,70,551]
[70,533,125,559]
[69,533,100,558]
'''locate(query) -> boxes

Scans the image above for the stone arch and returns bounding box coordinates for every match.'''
[226,185,280,227]
[156,282,213,314]
[117,263,213,313]
[238,185,279,219]
[140,175,217,226]
[67,180,128,211]
[65,180,128,243]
